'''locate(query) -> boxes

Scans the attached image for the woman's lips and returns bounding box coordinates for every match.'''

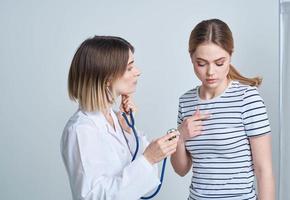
[206,79,217,84]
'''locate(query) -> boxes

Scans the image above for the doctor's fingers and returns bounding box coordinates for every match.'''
[122,101,137,113]
[162,142,178,157]
[125,103,137,112]
[159,138,178,153]
[151,138,176,152]
[120,102,136,113]
[156,146,177,159]
[165,145,178,157]
[164,139,178,150]
[121,95,134,105]
[122,97,131,104]
[159,136,179,148]
[158,131,179,143]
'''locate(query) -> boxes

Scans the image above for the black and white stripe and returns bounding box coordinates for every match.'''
[178,81,271,200]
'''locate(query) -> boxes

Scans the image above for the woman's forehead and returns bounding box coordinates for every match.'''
[193,43,229,61]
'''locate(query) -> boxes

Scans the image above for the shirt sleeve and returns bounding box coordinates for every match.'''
[61,123,160,200]
[241,86,271,137]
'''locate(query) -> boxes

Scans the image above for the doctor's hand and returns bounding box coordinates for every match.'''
[120,94,137,114]
[177,108,210,142]
[117,95,138,133]
[143,132,179,165]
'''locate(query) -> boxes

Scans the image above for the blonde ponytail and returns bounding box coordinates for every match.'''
[227,65,262,87]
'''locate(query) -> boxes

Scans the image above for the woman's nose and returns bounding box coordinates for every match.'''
[135,66,141,77]
[206,65,214,76]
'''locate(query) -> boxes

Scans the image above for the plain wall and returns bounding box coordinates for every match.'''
[280,1,290,199]
[0,0,280,199]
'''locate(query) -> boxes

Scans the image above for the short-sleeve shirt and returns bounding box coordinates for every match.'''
[177,81,271,200]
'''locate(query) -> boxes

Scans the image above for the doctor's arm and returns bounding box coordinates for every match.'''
[66,125,179,200]
[249,134,275,200]
[65,125,161,200]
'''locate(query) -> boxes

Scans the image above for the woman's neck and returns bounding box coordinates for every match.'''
[199,79,230,100]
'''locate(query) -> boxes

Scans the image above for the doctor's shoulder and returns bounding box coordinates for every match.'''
[62,110,101,139]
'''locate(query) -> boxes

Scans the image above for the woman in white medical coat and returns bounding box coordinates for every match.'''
[61,36,183,200]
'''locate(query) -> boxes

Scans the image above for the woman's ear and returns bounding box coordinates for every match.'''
[106,78,113,87]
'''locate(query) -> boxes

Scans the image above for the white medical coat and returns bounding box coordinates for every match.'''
[61,108,160,200]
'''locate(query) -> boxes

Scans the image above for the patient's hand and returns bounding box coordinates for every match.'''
[178,108,210,141]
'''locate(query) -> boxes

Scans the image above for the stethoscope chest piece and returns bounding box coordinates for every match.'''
[167,128,179,141]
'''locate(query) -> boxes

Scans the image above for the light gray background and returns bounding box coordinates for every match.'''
[0,0,282,199]
[280,1,290,199]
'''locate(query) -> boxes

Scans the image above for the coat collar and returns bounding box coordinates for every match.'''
[80,108,126,145]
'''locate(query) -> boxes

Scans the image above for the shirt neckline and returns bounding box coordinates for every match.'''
[196,80,234,103]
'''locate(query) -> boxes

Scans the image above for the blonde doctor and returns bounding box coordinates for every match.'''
[61,36,182,200]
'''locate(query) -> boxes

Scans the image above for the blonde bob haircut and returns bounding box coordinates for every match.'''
[68,36,134,112]
[189,19,262,87]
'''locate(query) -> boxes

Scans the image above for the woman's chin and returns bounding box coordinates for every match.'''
[121,91,135,96]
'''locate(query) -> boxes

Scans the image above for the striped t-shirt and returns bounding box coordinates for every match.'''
[177,81,271,200]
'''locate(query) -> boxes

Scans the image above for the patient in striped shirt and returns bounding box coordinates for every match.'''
[171,19,275,200]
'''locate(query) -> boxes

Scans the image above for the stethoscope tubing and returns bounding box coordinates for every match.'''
[122,111,167,199]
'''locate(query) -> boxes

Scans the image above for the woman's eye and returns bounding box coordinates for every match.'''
[127,66,133,71]
[197,63,206,67]
[216,63,224,66]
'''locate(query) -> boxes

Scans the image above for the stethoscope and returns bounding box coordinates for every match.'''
[122,110,177,199]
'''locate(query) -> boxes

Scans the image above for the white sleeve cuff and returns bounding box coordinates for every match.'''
[139,154,154,169]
